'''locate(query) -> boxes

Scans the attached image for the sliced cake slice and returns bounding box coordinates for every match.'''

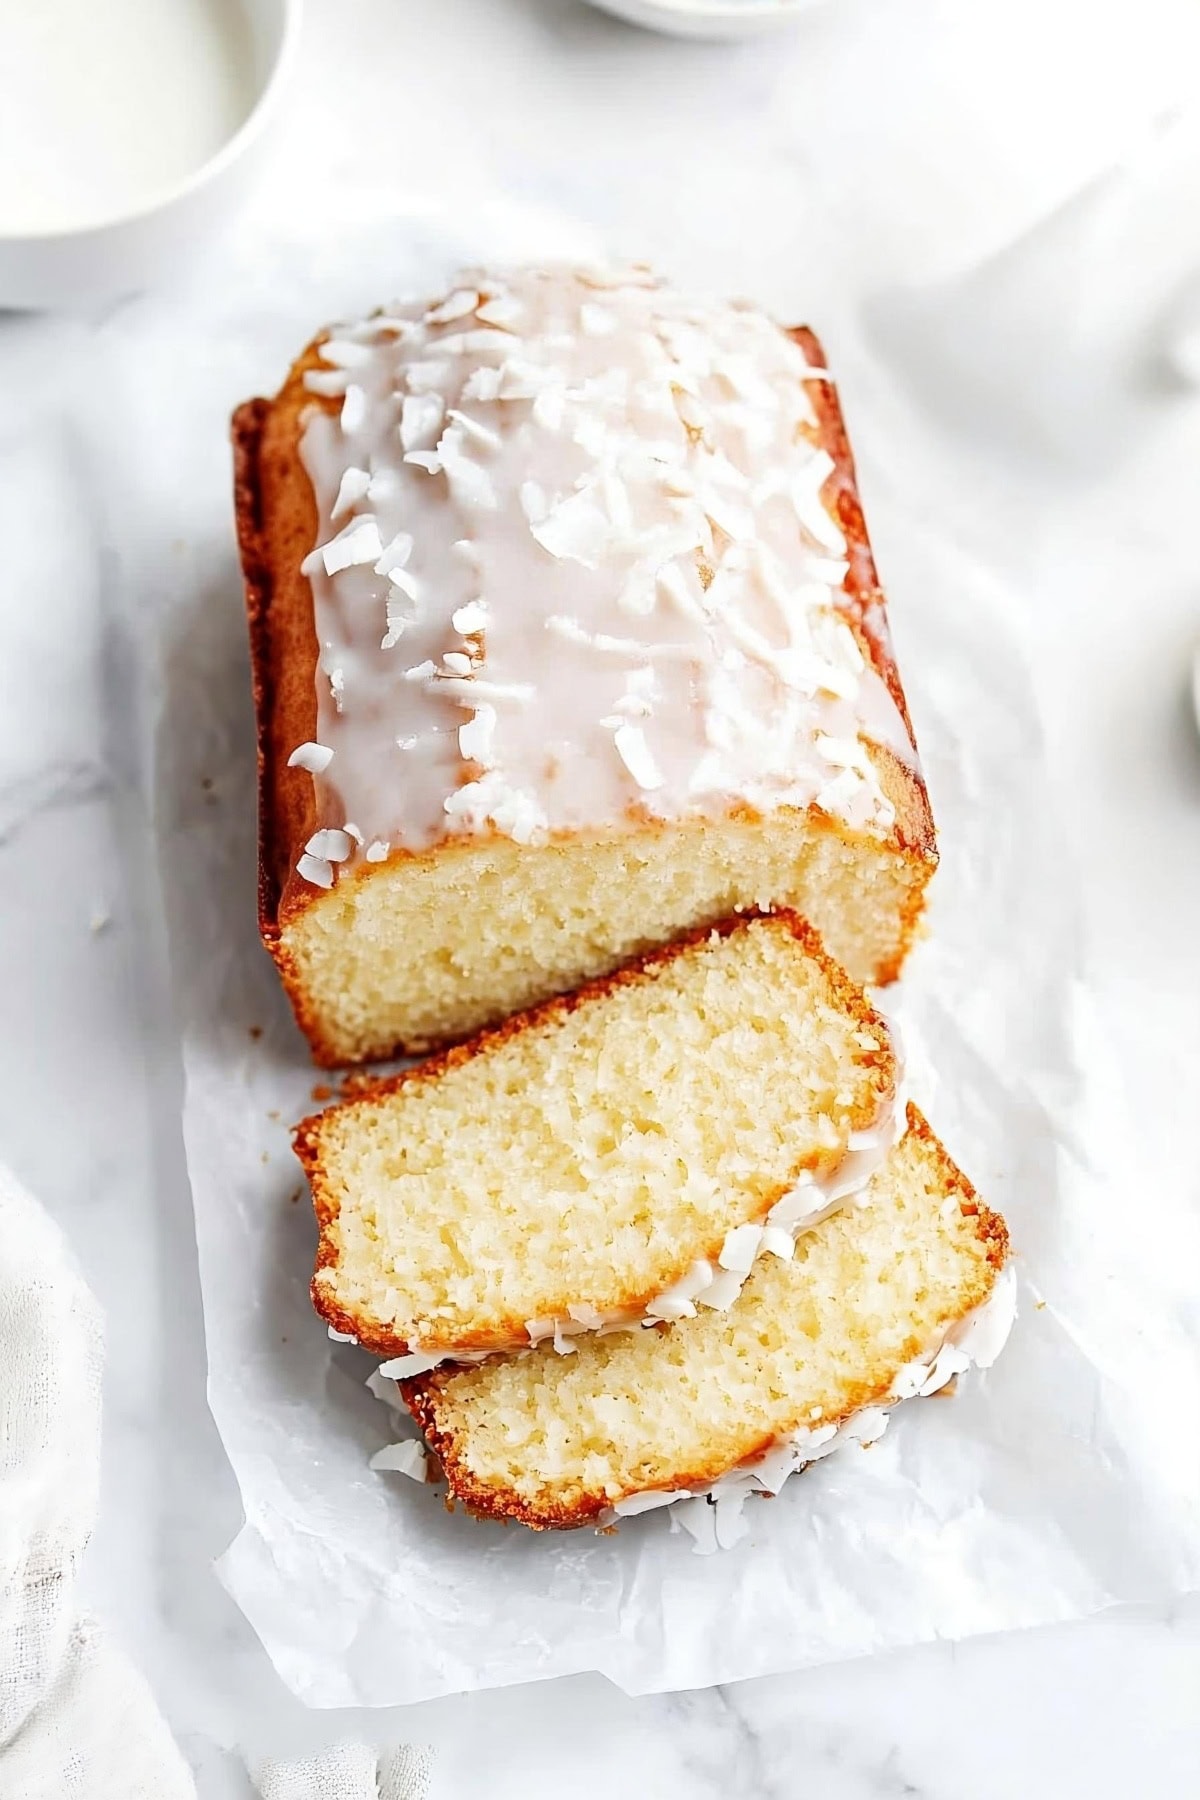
[399,1109,1012,1531]
[298,911,898,1359]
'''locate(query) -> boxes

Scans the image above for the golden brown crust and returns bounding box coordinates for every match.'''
[789,327,935,873]
[790,332,919,747]
[234,348,359,1066]
[402,1105,1010,1531]
[232,344,328,940]
[297,907,894,1355]
[232,308,937,1064]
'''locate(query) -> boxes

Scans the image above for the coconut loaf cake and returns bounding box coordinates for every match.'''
[298,912,901,1359]
[399,1109,1012,1532]
[234,265,936,1065]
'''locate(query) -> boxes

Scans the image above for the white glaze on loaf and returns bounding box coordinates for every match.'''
[292,265,917,885]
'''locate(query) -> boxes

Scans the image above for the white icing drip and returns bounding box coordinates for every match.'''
[375,1347,495,1380]
[289,267,921,884]
[606,1261,1017,1553]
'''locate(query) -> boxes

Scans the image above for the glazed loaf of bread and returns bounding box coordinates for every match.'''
[234,266,936,1065]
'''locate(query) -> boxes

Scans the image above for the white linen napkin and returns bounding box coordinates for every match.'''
[0,1161,195,1799]
[250,1742,435,1798]
[0,1158,436,1800]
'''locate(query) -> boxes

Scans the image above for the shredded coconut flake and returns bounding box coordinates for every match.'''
[425,287,480,324]
[519,480,548,523]
[296,852,333,889]
[374,530,414,576]
[369,1440,428,1482]
[439,432,498,510]
[696,1265,749,1311]
[400,392,445,451]
[718,1223,764,1274]
[405,360,452,394]
[458,704,497,766]
[303,367,350,397]
[532,385,567,431]
[382,586,418,650]
[320,516,383,576]
[475,293,523,329]
[644,1260,713,1323]
[320,337,374,370]
[580,302,618,336]
[531,492,611,568]
[388,567,420,602]
[761,1225,795,1260]
[436,676,534,705]
[330,467,372,520]
[443,771,548,845]
[462,365,503,402]
[452,599,490,635]
[447,408,502,452]
[613,1488,695,1518]
[340,384,367,434]
[612,722,664,791]
[305,828,353,862]
[286,741,334,774]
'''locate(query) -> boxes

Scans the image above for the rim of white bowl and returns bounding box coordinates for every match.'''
[595,0,811,18]
[2,0,304,246]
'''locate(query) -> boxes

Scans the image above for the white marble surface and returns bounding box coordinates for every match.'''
[2,0,1200,1792]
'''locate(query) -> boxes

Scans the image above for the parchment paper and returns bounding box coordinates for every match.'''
[89,178,1200,1704]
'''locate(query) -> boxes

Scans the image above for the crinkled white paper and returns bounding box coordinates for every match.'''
[84,169,1200,1706]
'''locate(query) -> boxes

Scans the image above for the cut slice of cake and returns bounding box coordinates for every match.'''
[297,911,899,1358]
[398,1109,1011,1532]
[234,264,936,1065]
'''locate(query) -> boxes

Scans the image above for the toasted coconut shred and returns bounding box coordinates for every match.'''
[288,265,919,886]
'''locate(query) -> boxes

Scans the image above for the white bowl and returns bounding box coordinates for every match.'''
[584,0,815,38]
[0,0,301,312]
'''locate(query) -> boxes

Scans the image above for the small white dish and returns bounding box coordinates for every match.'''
[584,0,815,38]
[0,0,301,312]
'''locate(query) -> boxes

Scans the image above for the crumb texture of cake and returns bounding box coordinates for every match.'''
[402,1111,1009,1529]
[299,913,896,1356]
[234,264,936,1064]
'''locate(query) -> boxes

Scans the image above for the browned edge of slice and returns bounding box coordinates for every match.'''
[400,1105,1009,1531]
[296,908,893,1357]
